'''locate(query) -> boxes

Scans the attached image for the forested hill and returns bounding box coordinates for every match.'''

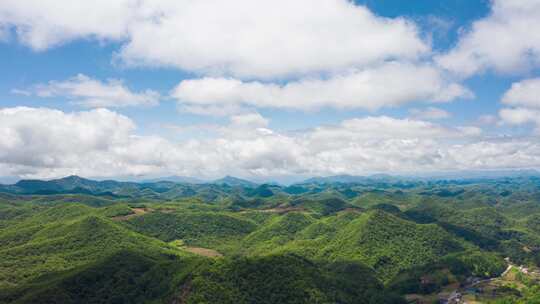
[1,175,539,303]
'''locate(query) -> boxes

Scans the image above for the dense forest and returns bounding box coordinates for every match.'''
[1,175,540,303]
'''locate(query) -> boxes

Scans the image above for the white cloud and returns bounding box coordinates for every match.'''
[23,74,160,108]
[409,107,451,120]
[310,116,479,143]
[171,62,472,112]
[502,78,540,108]
[4,106,538,180]
[119,0,428,78]
[499,107,540,127]
[437,0,540,77]
[444,139,540,171]
[0,107,135,176]
[0,0,136,50]
[499,78,540,133]
[0,0,428,78]
[230,113,269,128]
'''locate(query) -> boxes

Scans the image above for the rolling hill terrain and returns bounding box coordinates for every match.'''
[1,175,540,303]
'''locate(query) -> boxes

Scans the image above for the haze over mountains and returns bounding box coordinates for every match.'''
[2,169,539,191]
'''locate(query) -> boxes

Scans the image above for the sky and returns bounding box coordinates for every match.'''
[1,0,540,183]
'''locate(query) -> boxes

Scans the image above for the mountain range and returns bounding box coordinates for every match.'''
[3,169,540,196]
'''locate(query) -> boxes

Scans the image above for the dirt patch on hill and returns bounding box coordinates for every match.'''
[184,246,223,258]
[112,207,152,221]
[260,206,306,214]
[342,208,363,213]
[238,206,306,214]
[159,208,176,214]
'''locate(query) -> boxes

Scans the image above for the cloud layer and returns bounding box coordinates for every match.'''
[1,107,539,180]
[2,1,540,180]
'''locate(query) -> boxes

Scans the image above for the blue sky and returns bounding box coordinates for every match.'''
[1,0,540,182]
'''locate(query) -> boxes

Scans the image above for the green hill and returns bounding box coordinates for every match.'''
[125,210,258,249]
[242,210,466,281]
[242,212,316,251]
[182,254,405,304]
[0,249,202,304]
[0,212,182,289]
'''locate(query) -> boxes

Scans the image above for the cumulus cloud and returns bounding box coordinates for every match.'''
[2,106,539,180]
[21,74,160,108]
[499,107,540,131]
[499,107,540,124]
[499,78,540,132]
[502,78,540,108]
[0,107,135,176]
[0,0,428,78]
[437,0,540,77]
[171,63,472,112]
[0,0,136,50]
[119,0,428,78]
[409,107,451,120]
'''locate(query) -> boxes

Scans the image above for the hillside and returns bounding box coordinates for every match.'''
[241,209,468,281]
[125,210,258,249]
[182,254,404,304]
[0,207,186,290]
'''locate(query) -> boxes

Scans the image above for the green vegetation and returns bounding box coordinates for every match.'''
[241,209,467,281]
[2,175,540,303]
[2,250,203,304]
[184,254,404,304]
[125,211,257,249]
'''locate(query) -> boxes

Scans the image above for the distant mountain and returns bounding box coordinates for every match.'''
[142,176,205,184]
[4,175,137,195]
[4,171,540,198]
[0,174,260,198]
[211,176,258,187]
[300,170,540,185]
